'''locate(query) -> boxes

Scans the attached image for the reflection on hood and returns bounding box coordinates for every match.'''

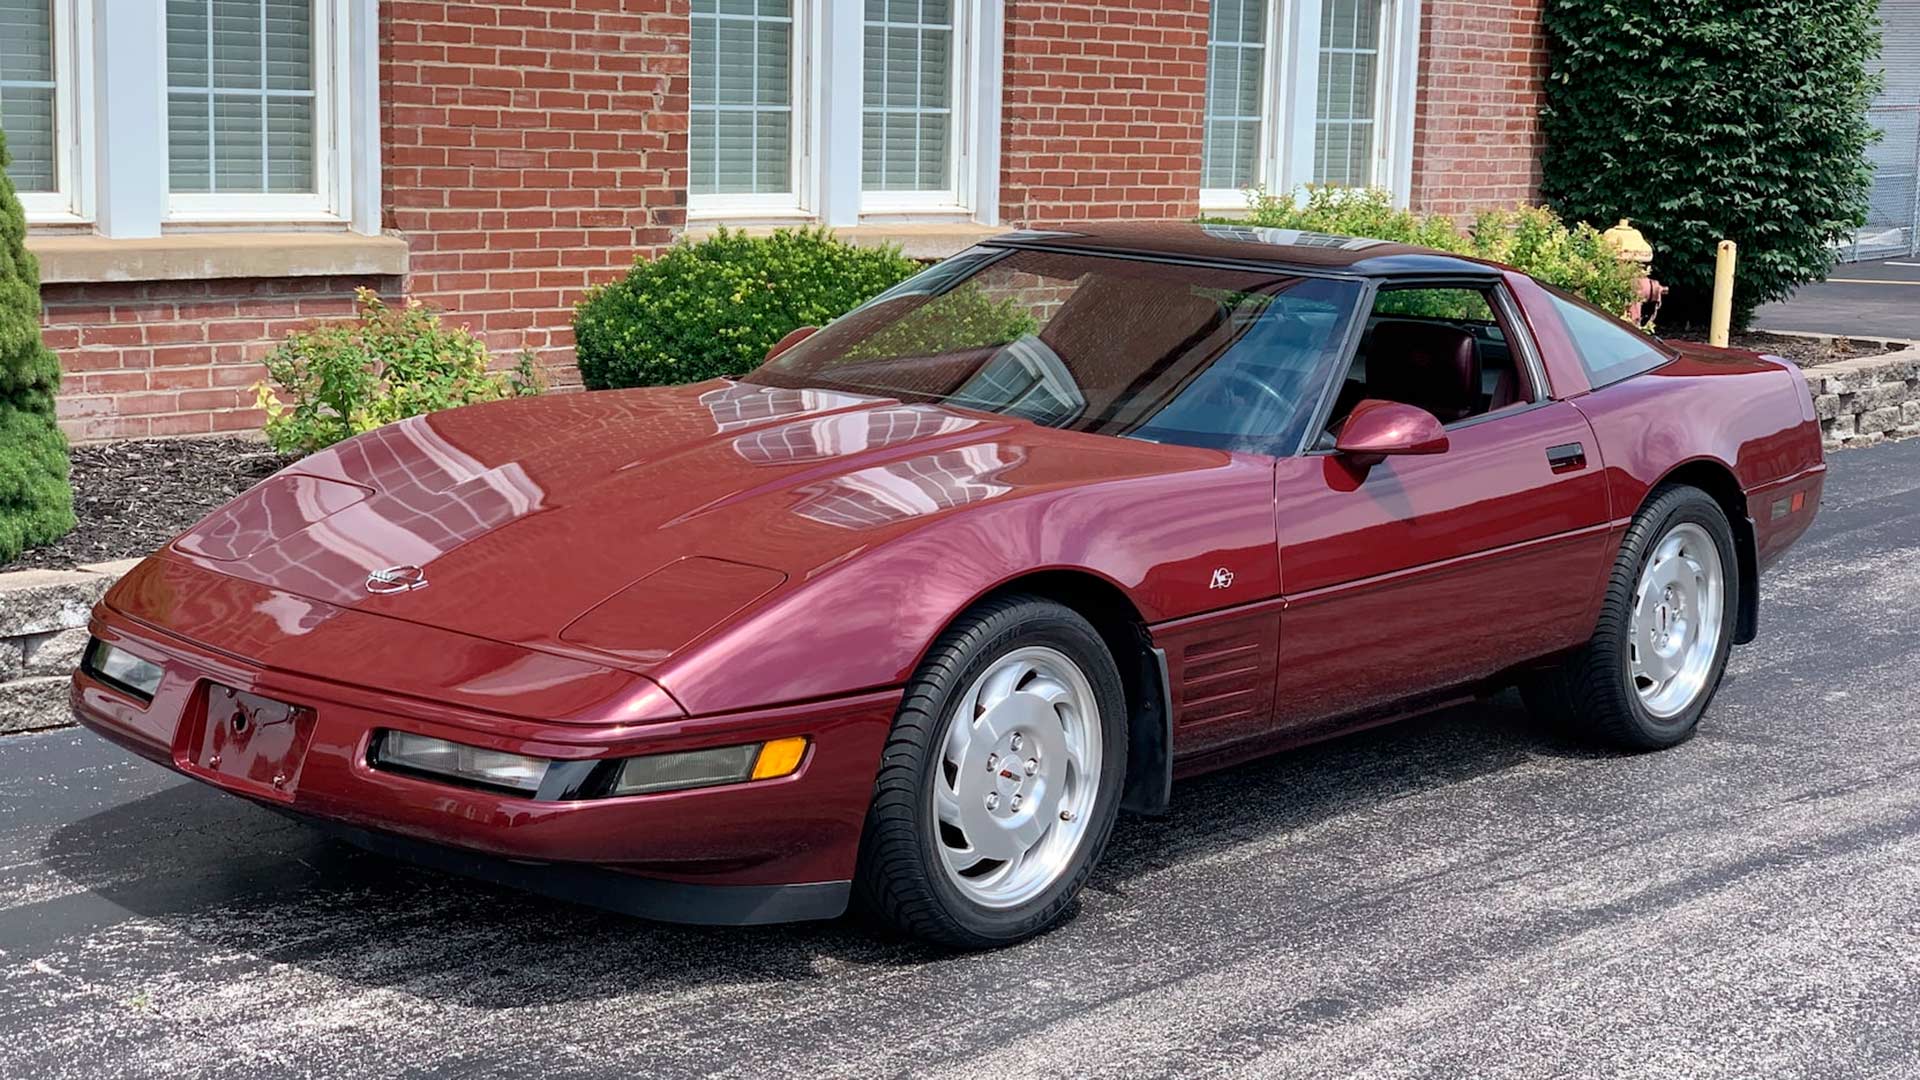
[790,444,1025,530]
[731,406,979,466]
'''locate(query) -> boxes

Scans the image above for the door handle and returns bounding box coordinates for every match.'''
[1546,442,1587,471]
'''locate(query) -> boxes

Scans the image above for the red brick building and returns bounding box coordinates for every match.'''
[2,0,1545,442]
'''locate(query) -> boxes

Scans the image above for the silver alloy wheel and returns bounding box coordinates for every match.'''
[1629,521,1726,719]
[930,645,1102,909]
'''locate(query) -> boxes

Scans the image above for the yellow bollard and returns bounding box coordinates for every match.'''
[1709,240,1737,348]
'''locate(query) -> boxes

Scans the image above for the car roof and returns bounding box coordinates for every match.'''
[982,222,1507,279]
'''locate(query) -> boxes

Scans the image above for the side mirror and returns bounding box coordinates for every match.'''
[1334,399,1450,470]
[765,325,819,362]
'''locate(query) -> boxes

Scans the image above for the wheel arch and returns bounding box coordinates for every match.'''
[968,569,1174,817]
[1646,458,1759,645]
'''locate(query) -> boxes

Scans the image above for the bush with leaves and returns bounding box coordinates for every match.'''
[0,129,74,563]
[255,289,543,454]
[573,227,924,389]
[1540,0,1880,327]
[1212,187,1642,320]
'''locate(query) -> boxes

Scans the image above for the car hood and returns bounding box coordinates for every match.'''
[166,380,1219,673]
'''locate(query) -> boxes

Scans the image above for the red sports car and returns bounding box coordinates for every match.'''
[73,225,1824,947]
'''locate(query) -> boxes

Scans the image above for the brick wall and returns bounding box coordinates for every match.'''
[383,0,688,378]
[999,1,1209,225]
[45,276,392,443]
[1407,0,1548,216]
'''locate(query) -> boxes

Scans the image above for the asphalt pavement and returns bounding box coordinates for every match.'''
[4,438,1920,1079]
[1756,257,1920,339]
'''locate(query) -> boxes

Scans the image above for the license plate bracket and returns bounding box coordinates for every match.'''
[186,684,316,802]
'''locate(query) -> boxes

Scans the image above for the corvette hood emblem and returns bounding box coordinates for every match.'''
[366,565,428,594]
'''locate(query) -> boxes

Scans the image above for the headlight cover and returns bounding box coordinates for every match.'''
[374,731,548,794]
[85,640,165,701]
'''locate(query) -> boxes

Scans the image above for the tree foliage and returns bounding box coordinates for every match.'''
[0,129,74,563]
[1540,0,1881,327]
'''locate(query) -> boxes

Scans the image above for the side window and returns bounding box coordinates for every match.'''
[1325,284,1535,434]
[1545,291,1670,388]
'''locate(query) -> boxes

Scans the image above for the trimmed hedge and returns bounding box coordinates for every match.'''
[0,129,74,564]
[1209,187,1642,319]
[1540,0,1880,328]
[574,227,921,390]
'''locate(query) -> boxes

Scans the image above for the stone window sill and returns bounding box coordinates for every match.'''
[26,232,410,285]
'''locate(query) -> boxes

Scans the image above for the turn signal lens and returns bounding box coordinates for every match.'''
[752,736,808,780]
[86,641,165,701]
[610,738,811,796]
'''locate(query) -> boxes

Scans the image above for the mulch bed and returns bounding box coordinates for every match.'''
[3,438,297,573]
[1659,328,1905,367]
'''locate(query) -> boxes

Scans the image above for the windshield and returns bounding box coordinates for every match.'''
[744,248,1364,455]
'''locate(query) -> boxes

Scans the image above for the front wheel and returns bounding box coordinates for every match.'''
[855,595,1127,948]
[1524,485,1739,750]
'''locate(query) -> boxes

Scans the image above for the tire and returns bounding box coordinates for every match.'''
[855,595,1128,948]
[1523,485,1740,750]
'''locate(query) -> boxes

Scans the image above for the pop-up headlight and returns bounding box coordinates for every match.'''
[374,731,549,794]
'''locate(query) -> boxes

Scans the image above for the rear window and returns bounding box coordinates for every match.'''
[1543,289,1670,388]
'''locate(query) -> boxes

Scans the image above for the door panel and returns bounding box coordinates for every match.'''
[1272,401,1612,729]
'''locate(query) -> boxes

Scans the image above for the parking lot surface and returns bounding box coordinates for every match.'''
[2,438,1918,1080]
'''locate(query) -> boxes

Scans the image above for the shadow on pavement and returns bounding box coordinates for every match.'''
[37,690,1596,1009]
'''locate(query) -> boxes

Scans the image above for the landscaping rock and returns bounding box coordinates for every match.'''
[0,570,112,638]
[0,643,20,682]
[22,628,89,676]
[0,677,73,736]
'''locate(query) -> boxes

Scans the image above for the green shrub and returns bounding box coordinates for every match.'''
[573,227,921,389]
[1540,0,1880,327]
[255,289,543,454]
[842,283,1040,361]
[1211,187,1642,320]
[0,129,74,564]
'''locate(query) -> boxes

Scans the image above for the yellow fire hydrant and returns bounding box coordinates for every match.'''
[1602,219,1667,325]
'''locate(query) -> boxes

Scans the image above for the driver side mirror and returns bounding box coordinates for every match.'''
[765,324,819,362]
[1334,399,1450,471]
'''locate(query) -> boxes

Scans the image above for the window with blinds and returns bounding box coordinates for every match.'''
[863,0,956,197]
[1314,0,1383,188]
[689,0,794,198]
[1203,0,1267,193]
[0,0,57,193]
[165,0,319,196]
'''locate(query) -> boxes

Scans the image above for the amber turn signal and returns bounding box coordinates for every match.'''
[751,736,809,780]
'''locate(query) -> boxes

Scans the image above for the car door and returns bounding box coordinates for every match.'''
[1268,285,1614,734]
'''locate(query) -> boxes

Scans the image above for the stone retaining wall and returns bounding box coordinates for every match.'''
[0,562,135,734]
[1807,345,1920,450]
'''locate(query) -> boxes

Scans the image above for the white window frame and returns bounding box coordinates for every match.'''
[12,0,94,224]
[162,0,352,224]
[688,0,1002,228]
[1197,0,1421,212]
[685,0,815,223]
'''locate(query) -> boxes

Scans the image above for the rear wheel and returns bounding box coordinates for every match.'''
[855,595,1127,948]
[1523,485,1738,750]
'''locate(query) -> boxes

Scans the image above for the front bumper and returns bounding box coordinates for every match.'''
[74,605,901,924]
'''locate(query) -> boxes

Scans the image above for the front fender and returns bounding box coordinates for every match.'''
[652,456,1281,716]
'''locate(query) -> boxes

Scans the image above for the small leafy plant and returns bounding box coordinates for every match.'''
[1211,186,1642,320]
[255,289,543,454]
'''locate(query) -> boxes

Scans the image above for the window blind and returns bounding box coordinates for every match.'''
[863,0,954,194]
[689,0,794,197]
[0,0,57,193]
[1202,0,1267,192]
[1314,0,1382,188]
[166,0,318,195]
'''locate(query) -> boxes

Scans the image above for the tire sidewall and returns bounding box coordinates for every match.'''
[913,604,1128,944]
[1618,491,1739,743]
